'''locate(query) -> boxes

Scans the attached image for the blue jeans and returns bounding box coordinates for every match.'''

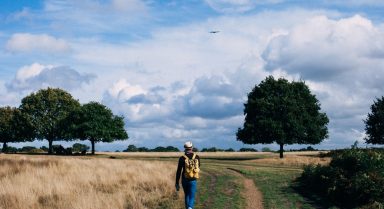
[182,179,197,209]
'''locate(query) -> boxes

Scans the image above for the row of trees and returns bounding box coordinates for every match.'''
[122,144,270,152]
[0,88,128,154]
[237,76,384,158]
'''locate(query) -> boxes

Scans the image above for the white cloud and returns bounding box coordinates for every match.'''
[7,63,95,92]
[6,33,71,53]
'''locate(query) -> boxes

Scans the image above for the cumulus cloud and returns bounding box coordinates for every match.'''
[262,15,384,81]
[178,75,243,119]
[7,63,96,92]
[6,33,71,53]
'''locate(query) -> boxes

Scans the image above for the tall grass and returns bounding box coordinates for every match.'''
[0,155,180,209]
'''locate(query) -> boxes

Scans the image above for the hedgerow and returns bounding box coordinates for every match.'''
[298,148,384,208]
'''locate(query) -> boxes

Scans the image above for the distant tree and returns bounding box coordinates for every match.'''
[137,147,149,152]
[69,102,128,154]
[19,88,80,154]
[0,106,34,152]
[365,96,384,145]
[72,143,90,153]
[40,146,49,152]
[239,148,257,152]
[3,146,18,153]
[52,145,66,155]
[165,146,180,152]
[20,146,37,152]
[201,147,223,152]
[225,148,235,152]
[261,147,272,152]
[124,144,138,152]
[237,76,329,158]
[192,147,199,152]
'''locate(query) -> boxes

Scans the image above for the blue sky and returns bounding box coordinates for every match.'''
[1,0,384,151]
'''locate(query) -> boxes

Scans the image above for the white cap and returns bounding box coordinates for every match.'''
[184,141,193,148]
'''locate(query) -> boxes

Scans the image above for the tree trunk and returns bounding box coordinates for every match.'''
[91,140,95,155]
[279,143,284,158]
[48,140,53,154]
[2,142,7,153]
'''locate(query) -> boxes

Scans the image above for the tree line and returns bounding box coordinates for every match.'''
[0,88,128,154]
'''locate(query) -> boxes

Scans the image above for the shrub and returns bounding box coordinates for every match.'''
[123,144,138,152]
[29,148,45,153]
[40,146,49,152]
[2,146,18,153]
[261,147,272,152]
[72,143,90,153]
[20,146,37,152]
[298,148,384,208]
[239,148,257,152]
[201,147,224,152]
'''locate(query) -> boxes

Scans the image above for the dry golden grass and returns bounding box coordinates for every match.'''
[0,154,180,209]
[250,153,331,167]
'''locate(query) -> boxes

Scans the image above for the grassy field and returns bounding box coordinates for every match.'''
[0,151,334,209]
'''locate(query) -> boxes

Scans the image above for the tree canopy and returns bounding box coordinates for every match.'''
[19,88,80,154]
[365,96,384,145]
[0,106,34,152]
[70,101,128,154]
[236,76,329,158]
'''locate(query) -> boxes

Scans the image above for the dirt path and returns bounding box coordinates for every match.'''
[228,168,264,209]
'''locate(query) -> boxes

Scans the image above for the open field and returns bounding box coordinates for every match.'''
[0,151,334,209]
[0,154,182,209]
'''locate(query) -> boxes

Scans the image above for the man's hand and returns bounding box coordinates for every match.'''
[175,184,180,191]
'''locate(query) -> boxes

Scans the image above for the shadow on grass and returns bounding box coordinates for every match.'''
[289,180,338,209]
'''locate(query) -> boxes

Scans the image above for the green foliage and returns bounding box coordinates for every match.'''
[124,144,138,152]
[72,143,90,153]
[1,146,18,153]
[261,147,273,152]
[0,106,34,152]
[152,146,180,152]
[365,96,384,144]
[69,101,128,154]
[123,145,180,152]
[289,146,317,152]
[40,146,49,152]
[238,148,257,152]
[201,147,223,152]
[20,146,37,152]
[19,88,80,154]
[237,76,329,158]
[137,147,149,152]
[299,148,384,208]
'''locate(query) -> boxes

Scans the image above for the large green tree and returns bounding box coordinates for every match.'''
[69,102,128,154]
[364,96,384,145]
[0,106,34,152]
[19,88,80,154]
[237,76,329,158]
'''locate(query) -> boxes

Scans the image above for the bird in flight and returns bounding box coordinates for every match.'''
[209,31,220,34]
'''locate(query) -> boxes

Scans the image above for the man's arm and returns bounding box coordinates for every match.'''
[175,157,183,185]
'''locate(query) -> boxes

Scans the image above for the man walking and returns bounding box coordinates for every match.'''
[176,141,200,209]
